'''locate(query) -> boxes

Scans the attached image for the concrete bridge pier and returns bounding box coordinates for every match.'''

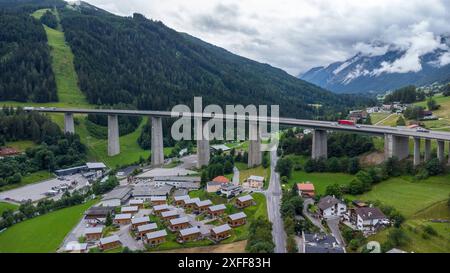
[108,114,120,156]
[248,121,262,167]
[424,139,432,161]
[196,120,210,168]
[312,129,327,160]
[64,113,75,134]
[437,140,445,163]
[413,138,421,166]
[448,142,450,165]
[384,134,409,160]
[151,117,164,167]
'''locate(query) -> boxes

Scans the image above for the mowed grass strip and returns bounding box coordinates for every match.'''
[0,199,97,253]
[0,202,18,215]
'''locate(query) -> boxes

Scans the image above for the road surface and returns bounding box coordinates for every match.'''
[266,149,286,253]
[326,217,346,248]
[303,198,325,232]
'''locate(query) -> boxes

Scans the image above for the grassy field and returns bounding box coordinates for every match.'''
[0,199,97,253]
[414,95,450,131]
[353,175,450,217]
[287,171,354,195]
[0,171,54,192]
[4,140,36,152]
[370,112,391,124]
[0,202,18,215]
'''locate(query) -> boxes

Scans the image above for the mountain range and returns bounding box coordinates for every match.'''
[299,37,450,94]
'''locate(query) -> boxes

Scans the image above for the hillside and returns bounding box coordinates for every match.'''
[299,40,450,94]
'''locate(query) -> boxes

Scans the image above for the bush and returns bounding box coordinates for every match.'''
[275,157,293,178]
[423,225,437,236]
[425,158,444,176]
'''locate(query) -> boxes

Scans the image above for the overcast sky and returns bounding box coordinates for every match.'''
[82,0,450,75]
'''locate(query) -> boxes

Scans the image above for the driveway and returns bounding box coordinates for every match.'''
[326,216,346,247]
[266,149,286,253]
[303,198,325,232]
[117,224,144,251]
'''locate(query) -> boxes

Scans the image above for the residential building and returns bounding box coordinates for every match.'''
[207,204,226,217]
[235,195,254,208]
[113,213,132,225]
[84,206,115,220]
[184,198,200,210]
[227,212,247,227]
[153,204,170,216]
[121,206,139,215]
[169,217,190,231]
[303,233,345,253]
[137,223,158,238]
[317,196,347,219]
[64,242,88,253]
[173,195,190,206]
[178,227,201,242]
[246,175,264,189]
[220,184,242,198]
[129,199,144,209]
[350,207,390,233]
[145,230,168,246]
[100,186,132,207]
[297,183,315,198]
[131,216,150,230]
[212,176,230,183]
[206,181,222,193]
[161,210,179,221]
[210,224,232,242]
[150,196,167,206]
[194,199,213,213]
[84,227,103,241]
[99,235,121,251]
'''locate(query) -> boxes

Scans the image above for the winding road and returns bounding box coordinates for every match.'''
[266,149,286,253]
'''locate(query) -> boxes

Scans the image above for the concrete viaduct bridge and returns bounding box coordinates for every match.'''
[26,107,450,168]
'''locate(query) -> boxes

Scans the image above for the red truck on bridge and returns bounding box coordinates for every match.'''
[338,119,356,126]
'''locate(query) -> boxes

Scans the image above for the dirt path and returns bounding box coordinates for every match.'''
[155,240,247,253]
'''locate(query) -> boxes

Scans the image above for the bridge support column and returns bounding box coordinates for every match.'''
[64,113,75,134]
[312,129,327,160]
[196,120,210,168]
[448,142,450,165]
[437,140,445,163]
[248,121,262,167]
[108,114,120,156]
[384,134,409,160]
[424,139,431,161]
[413,138,421,166]
[151,117,164,167]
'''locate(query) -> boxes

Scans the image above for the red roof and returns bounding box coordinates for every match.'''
[297,183,315,191]
[212,176,230,183]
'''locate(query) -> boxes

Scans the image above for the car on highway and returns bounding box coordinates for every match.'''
[416,127,430,133]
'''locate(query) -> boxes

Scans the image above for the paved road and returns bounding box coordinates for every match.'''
[232,167,240,186]
[326,217,346,248]
[266,149,286,253]
[303,198,325,232]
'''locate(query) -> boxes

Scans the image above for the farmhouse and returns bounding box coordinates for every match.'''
[153,204,170,215]
[131,216,150,229]
[246,175,264,189]
[210,224,232,242]
[318,196,347,219]
[184,198,200,209]
[207,204,226,217]
[206,181,222,193]
[121,206,139,215]
[137,223,158,238]
[114,213,132,225]
[161,210,179,221]
[150,196,167,206]
[297,183,315,198]
[178,226,201,242]
[100,186,132,207]
[169,216,190,231]
[84,206,115,220]
[350,207,390,234]
[227,212,247,227]
[173,195,190,206]
[194,199,213,213]
[99,235,121,251]
[145,229,168,246]
[84,227,103,241]
[129,199,144,209]
[235,195,254,208]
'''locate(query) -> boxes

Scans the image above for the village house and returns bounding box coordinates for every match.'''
[227,212,247,227]
[173,195,190,206]
[153,204,170,216]
[84,206,115,221]
[137,223,158,239]
[161,210,179,221]
[150,196,167,206]
[64,242,88,253]
[221,184,242,198]
[245,175,264,189]
[194,199,213,213]
[297,183,315,198]
[145,229,168,247]
[207,204,226,217]
[169,216,190,231]
[210,224,232,242]
[178,226,201,243]
[129,199,145,209]
[121,206,139,215]
[206,181,222,193]
[184,198,200,210]
[113,213,132,225]
[99,235,121,251]
[235,195,254,209]
[131,216,150,230]
[84,227,103,241]
[318,196,347,219]
[350,207,390,234]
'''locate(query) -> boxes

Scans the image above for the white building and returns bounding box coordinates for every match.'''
[317,196,347,219]
[350,207,389,233]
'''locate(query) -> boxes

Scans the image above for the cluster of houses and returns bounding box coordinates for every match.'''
[297,183,390,235]
[206,175,265,196]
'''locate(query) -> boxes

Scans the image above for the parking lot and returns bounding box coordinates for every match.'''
[0,174,89,203]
